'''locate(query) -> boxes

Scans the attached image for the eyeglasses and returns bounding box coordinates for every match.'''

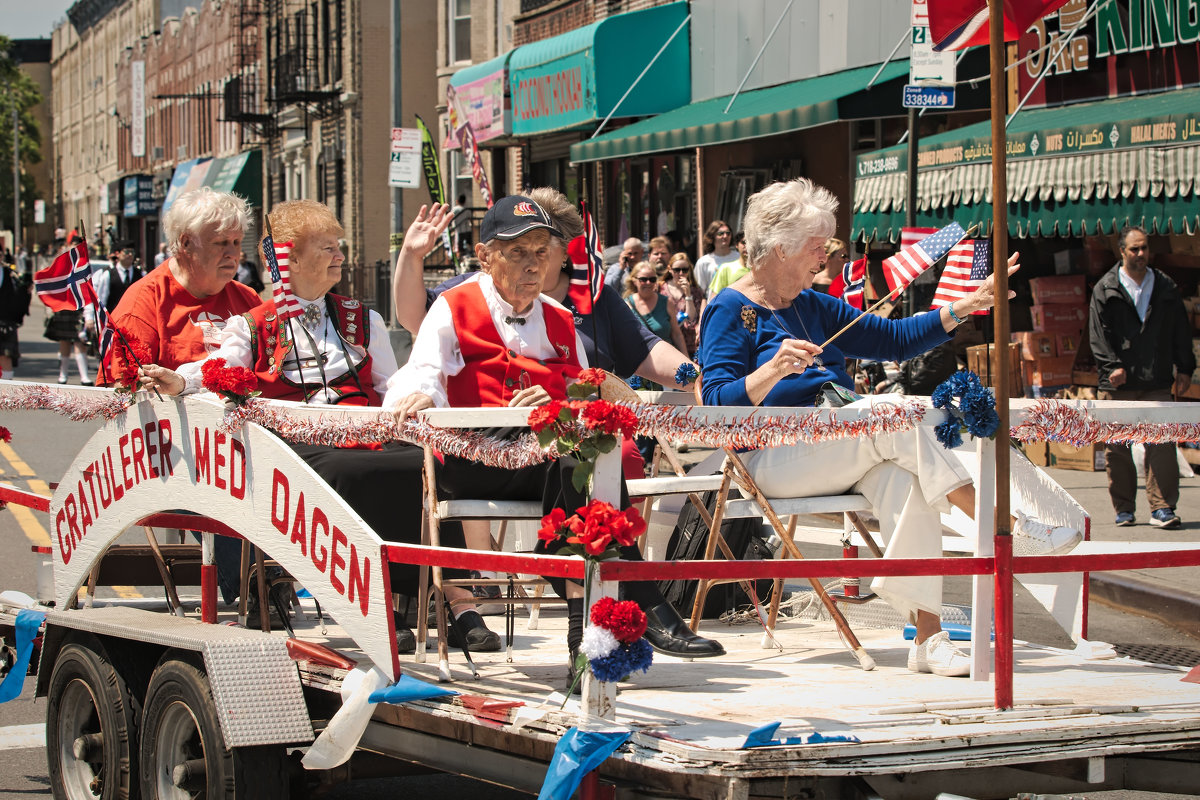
[715,229,732,236]
[635,276,657,284]
[671,266,690,274]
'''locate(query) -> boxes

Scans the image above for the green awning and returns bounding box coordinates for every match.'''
[203,150,262,207]
[509,2,690,137]
[852,89,1200,241]
[570,60,910,164]
[450,51,513,89]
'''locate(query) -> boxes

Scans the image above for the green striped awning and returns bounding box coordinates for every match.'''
[570,60,910,164]
[852,88,1200,241]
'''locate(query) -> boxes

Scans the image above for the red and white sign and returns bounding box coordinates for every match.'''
[131,61,146,159]
[48,397,399,679]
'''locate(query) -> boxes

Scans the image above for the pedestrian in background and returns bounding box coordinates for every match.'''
[1089,225,1196,529]
[605,236,644,293]
[42,233,92,385]
[1,257,31,375]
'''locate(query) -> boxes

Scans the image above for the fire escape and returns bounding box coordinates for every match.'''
[223,0,276,138]
[265,0,341,120]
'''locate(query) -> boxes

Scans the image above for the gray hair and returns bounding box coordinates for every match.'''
[743,179,838,268]
[163,187,251,256]
[527,187,583,241]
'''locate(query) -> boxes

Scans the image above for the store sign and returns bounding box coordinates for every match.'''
[131,61,146,159]
[510,52,594,135]
[453,68,508,142]
[123,175,155,217]
[856,108,1200,176]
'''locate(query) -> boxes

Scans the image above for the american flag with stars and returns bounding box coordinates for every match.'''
[566,200,604,315]
[931,239,992,314]
[262,235,302,321]
[881,222,966,293]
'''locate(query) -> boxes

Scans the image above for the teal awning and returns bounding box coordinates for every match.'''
[450,50,513,88]
[509,1,690,136]
[852,89,1200,241]
[570,60,910,164]
[159,151,262,218]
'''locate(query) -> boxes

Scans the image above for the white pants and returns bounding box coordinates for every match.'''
[740,425,972,623]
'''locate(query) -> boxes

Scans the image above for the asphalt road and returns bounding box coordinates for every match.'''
[2,311,1199,799]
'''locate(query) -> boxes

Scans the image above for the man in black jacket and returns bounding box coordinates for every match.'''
[1088,226,1196,529]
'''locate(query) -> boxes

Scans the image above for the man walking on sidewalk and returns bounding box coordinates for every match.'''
[1089,225,1196,529]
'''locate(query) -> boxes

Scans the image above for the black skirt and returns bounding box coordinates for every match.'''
[43,309,83,342]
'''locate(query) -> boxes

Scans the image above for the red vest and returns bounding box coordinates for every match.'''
[443,281,581,407]
[244,293,379,406]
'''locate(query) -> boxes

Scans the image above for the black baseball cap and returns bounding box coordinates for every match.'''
[115,240,136,251]
[479,195,564,243]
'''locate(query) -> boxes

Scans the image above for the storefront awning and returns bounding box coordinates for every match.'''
[852,89,1200,241]
[570,60,910,164]
[160,151,263,218]
[508,1,690,137]
[449,50,514,145]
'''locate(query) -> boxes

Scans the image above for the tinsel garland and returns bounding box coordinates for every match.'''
[6,387,1196,466]
[1011,399,1200,447]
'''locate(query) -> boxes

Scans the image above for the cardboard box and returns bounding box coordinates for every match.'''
[1031,303,1087,334]
[966,342,1023,397]
[1022,440,1049,466]
[1056,332,1081,357]
[1030,275,1087,305]
[1027,355,1076,387]
[1048,441,1106,471]
[1012,331,1057,360]
[1072,370,1099,386]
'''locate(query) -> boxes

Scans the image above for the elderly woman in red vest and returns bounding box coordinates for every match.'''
[142,199,499,655]
[388,195,723,688]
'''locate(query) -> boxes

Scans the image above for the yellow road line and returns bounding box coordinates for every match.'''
[0,440,52,548]
[1,441,144,600]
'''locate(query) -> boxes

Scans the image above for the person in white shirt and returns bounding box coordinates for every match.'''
[694,220,742,298]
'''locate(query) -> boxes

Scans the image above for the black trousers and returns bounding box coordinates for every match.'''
[291,441,466,597]
[438,454,658,606]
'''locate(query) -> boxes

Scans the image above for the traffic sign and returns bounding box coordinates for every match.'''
[903,84,956,108]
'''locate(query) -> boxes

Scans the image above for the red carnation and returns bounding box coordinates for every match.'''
[201,358,260,405]
[590,597,647,644]
[109,327,153,388]
[580,399,640,439]
[0,426,11,444]
[576,367,607,390]
[527,400,569,434]
[537,507,568,545]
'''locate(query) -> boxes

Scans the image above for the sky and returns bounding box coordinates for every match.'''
[1,0,75,40]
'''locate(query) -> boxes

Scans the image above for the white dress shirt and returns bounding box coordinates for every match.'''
[1118,266,1155,322]
[177,294,397,404]
[383,272,587,410]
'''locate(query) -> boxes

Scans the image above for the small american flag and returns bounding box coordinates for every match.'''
[567,200,604,315]
[262,235,301,321]
[931,239,992,314]
[882,222,966,293]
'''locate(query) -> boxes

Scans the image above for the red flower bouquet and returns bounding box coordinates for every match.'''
[108,328,152,392]
[589,596,647,644]
[201,358,260,406]
[538,500,646,560]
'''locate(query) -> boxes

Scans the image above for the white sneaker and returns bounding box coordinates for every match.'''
[1013,510,1082,556]
[908,631,971,677]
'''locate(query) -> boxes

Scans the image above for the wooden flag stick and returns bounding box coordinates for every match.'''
[817,224,979,351]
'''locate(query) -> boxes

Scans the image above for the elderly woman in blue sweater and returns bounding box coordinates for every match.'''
[699,178,1080,677]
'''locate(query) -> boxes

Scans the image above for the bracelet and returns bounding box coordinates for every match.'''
[946,304,965,325]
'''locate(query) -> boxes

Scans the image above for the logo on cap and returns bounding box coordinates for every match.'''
[512,202,538,217]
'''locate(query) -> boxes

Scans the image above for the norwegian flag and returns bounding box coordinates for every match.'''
[94,303,115,363]
[566,200,604,315]
[931,239,992,314]
[33,243,98,311]
[929,0,1072,51]
[262,235,301,321]
[881,222,966,294]
[840,257,868,311]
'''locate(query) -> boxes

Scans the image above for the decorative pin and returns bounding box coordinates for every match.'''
[740,306,759,334]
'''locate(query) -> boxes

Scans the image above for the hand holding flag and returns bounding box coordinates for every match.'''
[881,222,966,294]
[932,239,992,314]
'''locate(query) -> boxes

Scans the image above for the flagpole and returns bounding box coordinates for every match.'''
[987,0,1014,713]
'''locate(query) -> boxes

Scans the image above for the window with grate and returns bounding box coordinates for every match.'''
[321,0,343,86]
[448,0,471,64]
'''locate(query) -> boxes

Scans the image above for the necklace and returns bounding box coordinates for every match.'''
[765,301,827,374]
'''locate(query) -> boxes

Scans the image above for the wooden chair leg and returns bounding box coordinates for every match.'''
[690,469,734,630]
[143,526,184,616]
[238,539,251,626]
[846,511,884,558]
[255,548,270,632]
[422,447,453,681]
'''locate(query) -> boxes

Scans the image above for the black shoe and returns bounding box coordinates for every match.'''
[395,626,416,654]
[445,610,501,652]
[566,648,583,695]
[642,602,725,658]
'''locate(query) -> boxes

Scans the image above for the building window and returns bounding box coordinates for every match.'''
[322,0,343,86]
[448,0,471,64]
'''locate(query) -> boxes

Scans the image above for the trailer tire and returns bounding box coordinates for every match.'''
[138,656,288,800]
[46,642,141,800]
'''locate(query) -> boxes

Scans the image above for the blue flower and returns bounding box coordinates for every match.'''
[935,416,963,449]
[932,370,997,449]
[590,638,654,682]
[626,375,644,390]
[674,362,699,387]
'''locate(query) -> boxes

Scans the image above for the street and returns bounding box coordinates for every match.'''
[2,310,1199,799]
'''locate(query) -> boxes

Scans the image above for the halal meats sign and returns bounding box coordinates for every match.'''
[49,397,399,679]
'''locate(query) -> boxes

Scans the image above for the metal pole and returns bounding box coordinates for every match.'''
[903,107,919,316]
[723,2,792,114]
[12,90,20,253]
[593,13,691,137]
[987,0,1014,712]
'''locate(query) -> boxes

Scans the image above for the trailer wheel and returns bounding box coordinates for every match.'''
[138,657,288,800]
[46,643,140,800]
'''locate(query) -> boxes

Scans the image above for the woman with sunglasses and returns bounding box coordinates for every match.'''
[660,252,704,356]
[141,200,486,655]
[812,237,850,294]
[624,261,689,369]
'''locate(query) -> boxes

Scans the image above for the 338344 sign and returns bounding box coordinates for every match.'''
[48,397,400,679]
[903,84,957,109]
